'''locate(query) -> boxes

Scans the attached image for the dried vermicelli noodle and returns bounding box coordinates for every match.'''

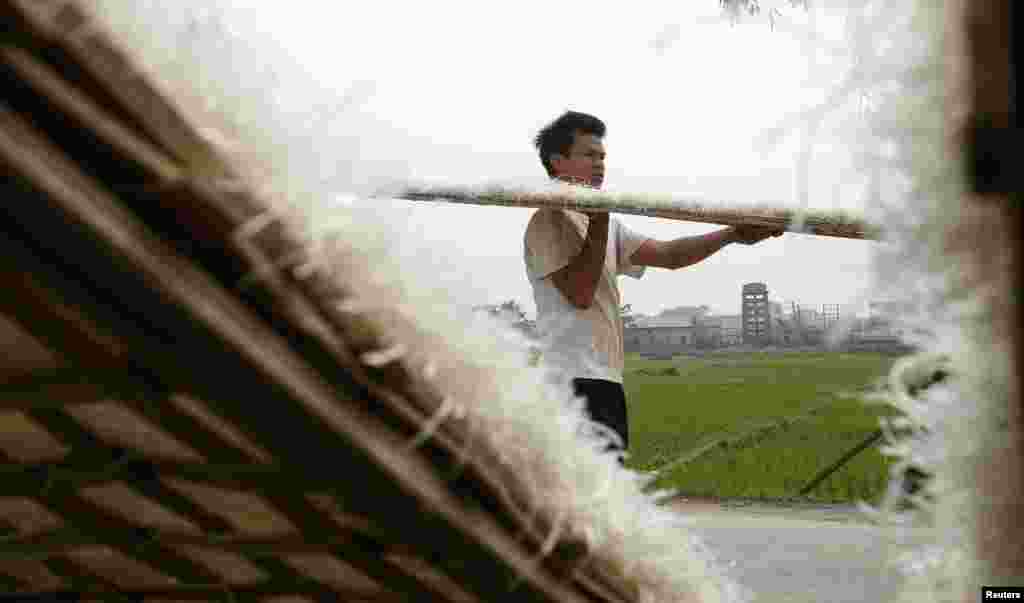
[395,183,875,240]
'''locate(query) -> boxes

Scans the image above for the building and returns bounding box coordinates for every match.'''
[626,324,697,347]
[626,307,701,345]
[696,314,739,347]
[855,299,912,341]
[624,306,706,355]
[717,315,743,345]
[741,282,772,345]
[643,306,709,327]
[623,284,863,353]
[625,305,746,354]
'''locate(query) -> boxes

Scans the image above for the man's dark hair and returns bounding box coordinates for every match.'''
[533,111,606,177]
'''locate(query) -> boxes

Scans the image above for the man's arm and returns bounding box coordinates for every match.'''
[630,225,782,270]
[550,213,609,309]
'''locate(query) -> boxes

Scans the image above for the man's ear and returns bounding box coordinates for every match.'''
[549,153,564,171]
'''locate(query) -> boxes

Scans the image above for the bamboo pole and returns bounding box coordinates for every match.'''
[396,184,879,241]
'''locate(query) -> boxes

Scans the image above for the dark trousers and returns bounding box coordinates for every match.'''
[571,378,629,452]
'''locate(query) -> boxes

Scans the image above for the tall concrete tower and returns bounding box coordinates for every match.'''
[742,282,771,345]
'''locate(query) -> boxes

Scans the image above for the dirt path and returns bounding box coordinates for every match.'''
[665,497,926,602]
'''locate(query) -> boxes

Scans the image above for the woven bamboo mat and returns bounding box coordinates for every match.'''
[0,1,638,601]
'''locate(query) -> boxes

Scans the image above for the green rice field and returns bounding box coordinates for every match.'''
[623,351,901,503]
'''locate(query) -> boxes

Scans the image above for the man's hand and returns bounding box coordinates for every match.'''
[728,225,785,245]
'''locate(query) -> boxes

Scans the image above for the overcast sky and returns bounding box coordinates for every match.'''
[244,0,882,318]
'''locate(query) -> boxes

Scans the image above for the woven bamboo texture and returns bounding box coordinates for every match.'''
[0,1,638,601]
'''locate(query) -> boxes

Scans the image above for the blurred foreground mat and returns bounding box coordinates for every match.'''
[0,1,640,601]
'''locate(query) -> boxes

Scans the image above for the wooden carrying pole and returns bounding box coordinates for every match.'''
[397,185,879,241]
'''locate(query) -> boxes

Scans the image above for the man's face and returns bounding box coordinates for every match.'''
[551,131,605,189]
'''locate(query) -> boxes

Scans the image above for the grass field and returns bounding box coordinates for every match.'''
[623,351,900,503]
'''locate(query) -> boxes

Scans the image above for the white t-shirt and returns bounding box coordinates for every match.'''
[524,209,649,384]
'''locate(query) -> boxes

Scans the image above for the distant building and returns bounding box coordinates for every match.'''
[846,303,914,353]
[796,306,824,329]
[624,306,705,354]
[626,324,697,347]
[640,305,708,327]
[625,306,743,354]
[856,299,911,341]
[627,309,697,347]
[624,284,882,355]
[741,282,772,345]
[716,315,743,346]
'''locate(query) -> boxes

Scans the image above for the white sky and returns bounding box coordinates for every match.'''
[246,0,882,318]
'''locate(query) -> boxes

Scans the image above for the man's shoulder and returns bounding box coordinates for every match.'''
[524,208,585,268]
[526,208,579,236]
[528,211,632,234]
[527,207,570,224]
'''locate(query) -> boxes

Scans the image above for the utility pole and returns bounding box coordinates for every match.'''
[790,301,805,345]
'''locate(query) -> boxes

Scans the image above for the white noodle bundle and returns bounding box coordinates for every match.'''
[396,183,876,240]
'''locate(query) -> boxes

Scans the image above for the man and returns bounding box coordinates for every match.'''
[524,110,781,458]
